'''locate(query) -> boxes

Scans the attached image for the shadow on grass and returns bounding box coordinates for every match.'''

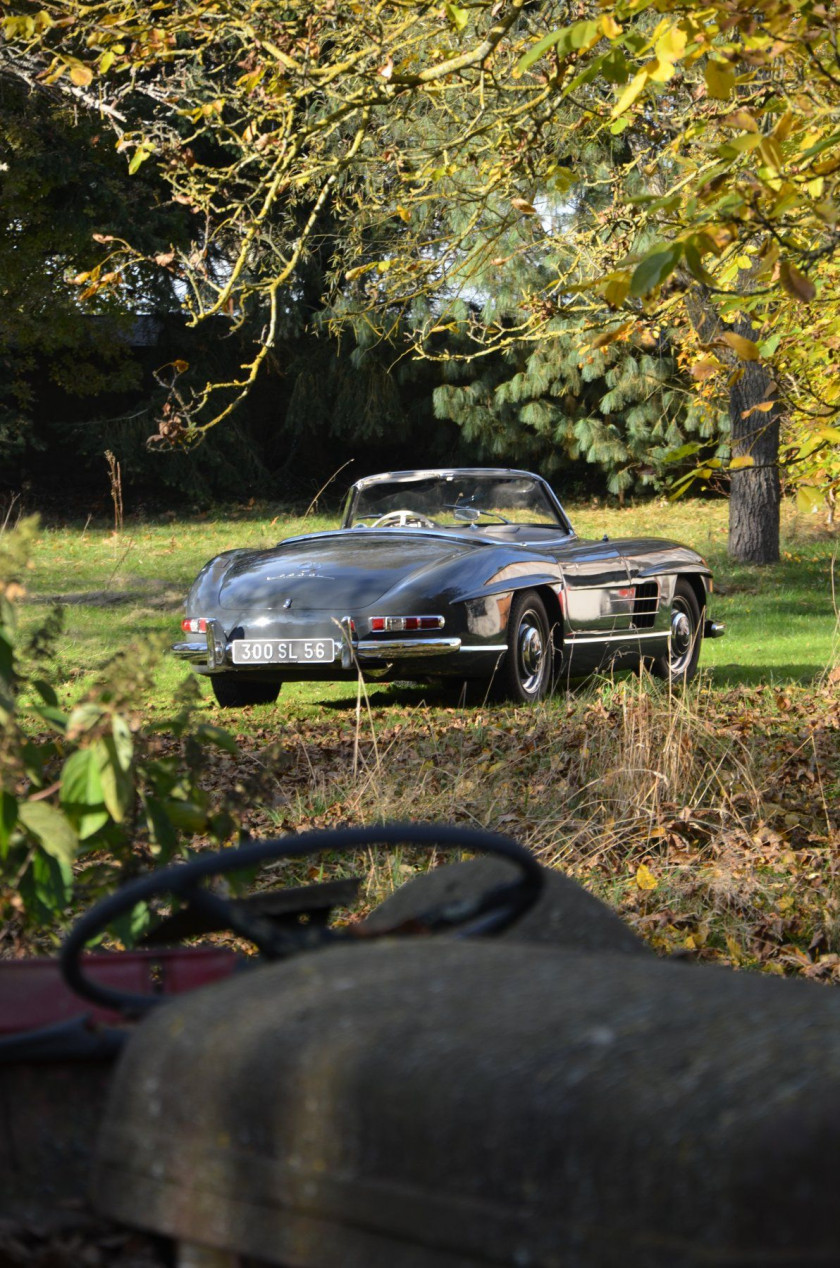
[707,663,828,687]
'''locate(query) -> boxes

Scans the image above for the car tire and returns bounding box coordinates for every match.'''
[649,578,703,685]
[210,674,281,708]
[500,590,553,703]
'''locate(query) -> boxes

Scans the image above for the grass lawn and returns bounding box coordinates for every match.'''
[28,496,839,696]
[12,496,840,977]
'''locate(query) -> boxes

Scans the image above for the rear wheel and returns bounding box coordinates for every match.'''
[500,590,553,703]
[649,578,702,685]
[210,674,281,708]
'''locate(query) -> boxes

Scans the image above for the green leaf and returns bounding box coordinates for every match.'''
[111,714,134,772]
[195,723,238,755]
[664,442,702,465]
[60,748,109,840]
[31,702,69,733]
[758,332,782,357]
[161,799,207,833]
[128,146,152,175]
[95,736,133,823]
[111,901,151,949]
[143,794,179,857]
[24,848,73,917]
[18,800,79,867]
[517,20,601,73]
[61,748,104,806]
[32,679,59,708]
[683,240,716,286]
[629,243,683,297]
[444,1,469,33]
[0,791,17,858]
[66,702,104,739]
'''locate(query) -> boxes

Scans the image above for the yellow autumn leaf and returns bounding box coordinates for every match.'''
[601,273,630,309]
[720,331,761,361]
[705,58,736,100]
[601,13,622,39]
[649,25,686,83]
[589,320,633,350]
[611,70,648,119]
[635,863,658,891]
[69,61,94,87]
[773,111,796,142]
[691,358,721,380]
[740,401,774,418]
[796,485,825,515]
[729,455,755,470]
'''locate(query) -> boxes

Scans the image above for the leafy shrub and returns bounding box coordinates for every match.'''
[0,517,237,945]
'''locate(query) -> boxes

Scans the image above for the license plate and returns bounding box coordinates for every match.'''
[231,638,338,665]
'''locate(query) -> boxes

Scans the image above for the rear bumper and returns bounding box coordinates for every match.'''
[171,641,210,665]
[356,637,461,660]
[171,628,463,672]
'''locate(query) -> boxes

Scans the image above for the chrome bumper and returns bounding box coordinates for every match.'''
[171,641,211,665]
[172,629,463,670]
[704,620,725,639]
[356,637,462,660]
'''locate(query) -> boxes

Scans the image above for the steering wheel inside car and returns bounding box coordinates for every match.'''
[60,823,545,1016]
[371,509,436,528]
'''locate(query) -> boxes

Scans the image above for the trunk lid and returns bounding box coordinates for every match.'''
[217,531,477,611]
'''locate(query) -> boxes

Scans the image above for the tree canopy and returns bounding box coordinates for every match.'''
[3,0,840,555]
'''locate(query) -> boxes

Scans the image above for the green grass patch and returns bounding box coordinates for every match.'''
[11,497,840,978]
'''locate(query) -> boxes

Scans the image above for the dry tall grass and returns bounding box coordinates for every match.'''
[242,670,840,978]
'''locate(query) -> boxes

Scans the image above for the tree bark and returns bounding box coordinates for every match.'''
[684,288,780,564]
[727,314,780,564]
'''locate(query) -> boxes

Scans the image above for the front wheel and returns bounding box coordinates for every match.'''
[210,674,281,707]
[500,590,553,703]
[649,579,702,685]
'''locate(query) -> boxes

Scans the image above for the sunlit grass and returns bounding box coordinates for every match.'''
[12,496,840,975]
[24,496,839,699]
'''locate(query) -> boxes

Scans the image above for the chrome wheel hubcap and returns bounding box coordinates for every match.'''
[518,617,545,694]
[670,603,693,668]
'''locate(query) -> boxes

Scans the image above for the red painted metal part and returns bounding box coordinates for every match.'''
[0,946,239,1035]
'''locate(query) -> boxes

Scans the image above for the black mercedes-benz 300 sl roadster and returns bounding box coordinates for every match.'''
[172,468,724,707]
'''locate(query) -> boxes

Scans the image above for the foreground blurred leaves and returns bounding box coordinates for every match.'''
[0,518,238,942]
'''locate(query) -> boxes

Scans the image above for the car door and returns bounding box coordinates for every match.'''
[553,539,634,673]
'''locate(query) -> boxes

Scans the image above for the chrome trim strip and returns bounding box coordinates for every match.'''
[566,630,665,645]
[564,581,631,592]
[357,637,462,659]
[459,644,508,654]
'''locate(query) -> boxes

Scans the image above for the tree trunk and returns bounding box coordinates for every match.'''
[726,315,780,564]
[684,288,781,564]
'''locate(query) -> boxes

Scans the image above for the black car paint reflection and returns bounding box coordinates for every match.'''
[172,469,723,707]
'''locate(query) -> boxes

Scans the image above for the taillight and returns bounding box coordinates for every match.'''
[369,615,445,632]
[181,617,207,634]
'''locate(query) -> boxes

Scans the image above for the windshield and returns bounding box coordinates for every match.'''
[346,473,567,530]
